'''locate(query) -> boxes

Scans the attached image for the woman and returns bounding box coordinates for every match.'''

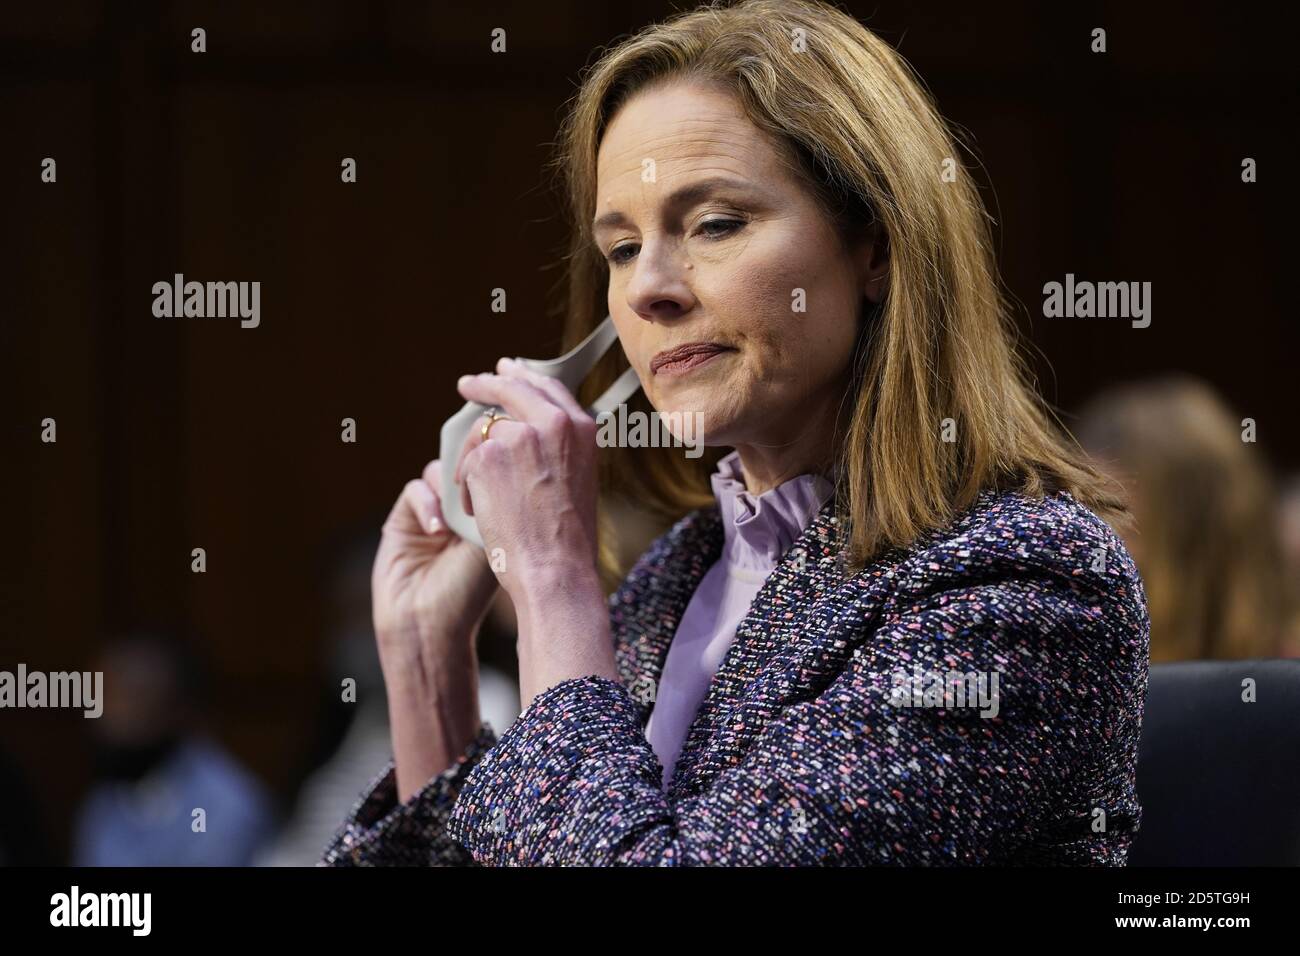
[321,0,1149,866]
[1076,376,1290,662]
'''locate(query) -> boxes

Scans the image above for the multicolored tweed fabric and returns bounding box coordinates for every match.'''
[321,488,1149,866]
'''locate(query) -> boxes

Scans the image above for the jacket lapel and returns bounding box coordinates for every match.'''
[613,505,724,716]
[665,498,847,800]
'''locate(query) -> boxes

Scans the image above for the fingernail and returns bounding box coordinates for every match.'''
[428,515,442,533]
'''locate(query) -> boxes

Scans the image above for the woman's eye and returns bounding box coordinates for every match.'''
[607,244,638,266]
[605,218,745,267]
[697,217,745,239]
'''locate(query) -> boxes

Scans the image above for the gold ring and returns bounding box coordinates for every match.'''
[481,409,507,441]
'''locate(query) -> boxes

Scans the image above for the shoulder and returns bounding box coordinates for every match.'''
[896,489,1138,590]
[863,489,1149,686]
[878,488,1149,650]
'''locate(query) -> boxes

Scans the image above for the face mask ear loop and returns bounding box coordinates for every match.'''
[437,316,643,547]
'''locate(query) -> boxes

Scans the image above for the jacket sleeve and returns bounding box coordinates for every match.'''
[319,721,498,866]
[442,568,1142,865]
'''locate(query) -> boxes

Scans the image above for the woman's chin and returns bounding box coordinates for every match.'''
[652,407,740,448]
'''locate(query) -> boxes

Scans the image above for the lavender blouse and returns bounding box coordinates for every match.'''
[643,449,835,791]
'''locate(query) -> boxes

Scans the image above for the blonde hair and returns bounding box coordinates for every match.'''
[1078,377,1288,661]
[546,0,1124,586]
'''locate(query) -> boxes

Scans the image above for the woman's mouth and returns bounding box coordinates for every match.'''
[650,342,735,377]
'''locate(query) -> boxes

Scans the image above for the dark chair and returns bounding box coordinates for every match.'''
[1128,658,1300,866]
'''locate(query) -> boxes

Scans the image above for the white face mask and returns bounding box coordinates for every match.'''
[438,315,642,547]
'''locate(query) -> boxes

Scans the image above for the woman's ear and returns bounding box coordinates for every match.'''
[859,222,890,304]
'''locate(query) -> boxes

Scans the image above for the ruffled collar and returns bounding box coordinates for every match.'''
[709,450,836,573]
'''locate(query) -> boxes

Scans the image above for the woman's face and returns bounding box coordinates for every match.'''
[594,79,884,464]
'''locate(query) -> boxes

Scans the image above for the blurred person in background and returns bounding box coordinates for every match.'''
[1278,475,1300,657]
[1076,376,1291,662]
[72,633,276,866]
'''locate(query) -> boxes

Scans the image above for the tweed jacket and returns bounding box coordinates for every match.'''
[321,488,1149,866]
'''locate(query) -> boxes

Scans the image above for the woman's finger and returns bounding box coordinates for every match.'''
[452,387,553,488]
[408,478,445,537]
[383,478,440,539]
[495,358,590,424]
[458,418,529,518]
[453,372,569,491]
[456,372,570,433]
[417,459,451,535]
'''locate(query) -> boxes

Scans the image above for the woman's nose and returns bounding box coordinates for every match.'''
[623,240,696,320]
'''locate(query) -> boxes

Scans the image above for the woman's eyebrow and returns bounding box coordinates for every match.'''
[591,175,761,234]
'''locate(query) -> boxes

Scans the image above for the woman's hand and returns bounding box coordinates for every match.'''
[372,457,500,802]
[373,457,499,652]
[453,358,601,598]
[454,358,616,707]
